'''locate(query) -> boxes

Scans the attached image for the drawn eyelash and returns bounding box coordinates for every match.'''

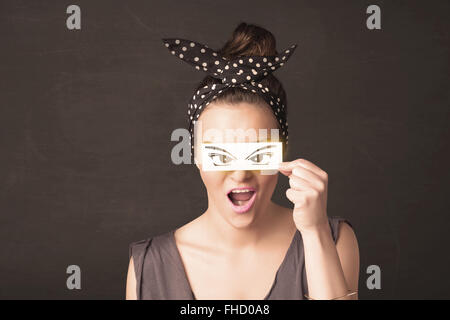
[207,152,234,166]
[247,152,274,165]
[245,145,276,160]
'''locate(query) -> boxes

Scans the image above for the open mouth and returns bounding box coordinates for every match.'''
[227,188,257,213]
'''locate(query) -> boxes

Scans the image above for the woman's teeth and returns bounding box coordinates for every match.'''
[231,189,253,193]
[228,189,255,205]
[227,189,257,213]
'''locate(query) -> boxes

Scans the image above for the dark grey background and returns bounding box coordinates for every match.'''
[0,0,448,299]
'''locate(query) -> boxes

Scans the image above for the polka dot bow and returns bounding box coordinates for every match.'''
[162,38,298,157]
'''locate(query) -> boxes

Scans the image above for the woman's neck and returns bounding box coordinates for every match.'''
[200,200,281,251]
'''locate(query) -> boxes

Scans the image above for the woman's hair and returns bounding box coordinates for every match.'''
[194,22,290,159]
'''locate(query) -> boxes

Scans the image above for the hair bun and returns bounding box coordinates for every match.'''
[219,22,278,60]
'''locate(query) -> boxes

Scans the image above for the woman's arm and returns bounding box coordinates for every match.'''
[126,257,137,300]
[279,159,360,300]
[302,220,360,300]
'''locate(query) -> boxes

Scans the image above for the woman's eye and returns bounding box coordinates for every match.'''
[249,152,273,165]
[208,153,233,166]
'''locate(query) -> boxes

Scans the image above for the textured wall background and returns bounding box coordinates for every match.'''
[0,0,448,299]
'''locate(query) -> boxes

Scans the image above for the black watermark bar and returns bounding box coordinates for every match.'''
[2,299,436,319]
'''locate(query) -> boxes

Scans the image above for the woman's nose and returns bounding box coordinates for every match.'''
[229,170,254,182]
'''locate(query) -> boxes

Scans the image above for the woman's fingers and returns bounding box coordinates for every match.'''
[278,167,293,177]
[279,159,327,180]
[278,160,299,176]
[278,161,299,177]
[288,174,310,191]
[280,162,324,190]
[292,166,321,184]
[286,188,310,208]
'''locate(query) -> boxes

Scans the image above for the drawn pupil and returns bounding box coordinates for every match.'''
[209,153,232,165]
[249,152,272,164]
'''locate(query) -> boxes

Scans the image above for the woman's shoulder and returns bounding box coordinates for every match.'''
[128,214,202,262]
[129,230,175,261]
[128,229,183,299]
[327,216,356,243]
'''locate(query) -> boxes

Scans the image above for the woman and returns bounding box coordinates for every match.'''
[126,23,359,300]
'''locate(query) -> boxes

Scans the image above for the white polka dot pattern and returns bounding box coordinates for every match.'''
[162,38,298,155]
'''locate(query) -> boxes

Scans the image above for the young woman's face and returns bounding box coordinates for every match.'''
[195,101,280,229]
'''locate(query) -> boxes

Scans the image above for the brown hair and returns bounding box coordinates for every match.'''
[194,22,290,159]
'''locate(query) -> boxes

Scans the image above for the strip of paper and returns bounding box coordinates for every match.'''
[200,142,282,171]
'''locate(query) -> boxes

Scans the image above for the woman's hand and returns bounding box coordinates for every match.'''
[278,159,329,235]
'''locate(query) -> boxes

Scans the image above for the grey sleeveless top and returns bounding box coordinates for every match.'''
[129,216,353,300]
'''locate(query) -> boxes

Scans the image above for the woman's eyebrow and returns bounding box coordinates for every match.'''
[204,145,236,158]
[245,144,276,159]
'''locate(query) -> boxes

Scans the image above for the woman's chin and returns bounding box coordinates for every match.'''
[226,207,259,229]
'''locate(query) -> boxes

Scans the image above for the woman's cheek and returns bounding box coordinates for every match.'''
[257,173,278,197]
[200,170,226,190]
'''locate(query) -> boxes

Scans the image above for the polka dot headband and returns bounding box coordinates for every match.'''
[162,37,298,157]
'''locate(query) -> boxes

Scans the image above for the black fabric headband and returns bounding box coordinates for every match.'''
[162,37,298,157]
